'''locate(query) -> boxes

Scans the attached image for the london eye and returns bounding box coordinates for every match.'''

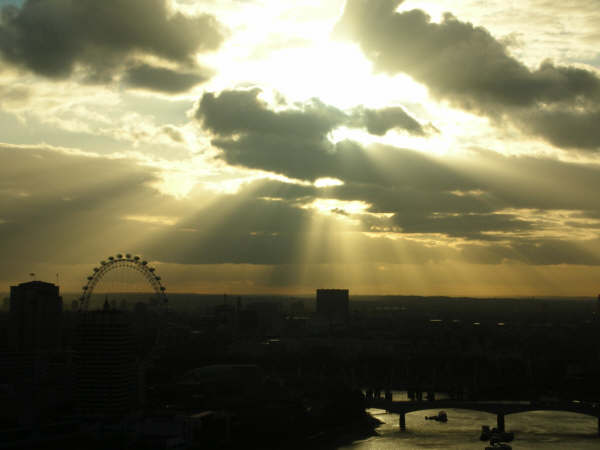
[78,253,169,360]
[78,253,167,312]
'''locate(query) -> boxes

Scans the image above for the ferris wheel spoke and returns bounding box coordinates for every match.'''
[78,254,169,361]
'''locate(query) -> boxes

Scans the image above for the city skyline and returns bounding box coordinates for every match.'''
[1,0,600,296]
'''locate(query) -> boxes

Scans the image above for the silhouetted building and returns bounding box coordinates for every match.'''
[290,300,305,316]
[75,301,137,416]
[9,281,62,353]
[316,289,349,324]
[248,301,283,335]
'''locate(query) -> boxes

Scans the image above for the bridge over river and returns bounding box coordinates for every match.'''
[366,398,600,435]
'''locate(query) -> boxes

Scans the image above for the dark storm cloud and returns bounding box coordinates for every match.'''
[334,0,600,150]
[0,144,362,267]
[349,106,432,136]
[334,0,600,110]
[521,109,600,150]
[196,89,600,230]
[260,181,531,241]
[459,237,600,266]
[197,91,600,244]
[0,0,226,82]
[394,212,532,240]
[248,178,496,233]
[197,88,345,138]
[123,64,209,93]
[196,89,438,180]
[512,239,600,265]
[354,149,600,240]
[2,143,600,268]
[197,88,432,139]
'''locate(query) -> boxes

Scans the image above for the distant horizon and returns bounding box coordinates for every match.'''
[2,287,598,302]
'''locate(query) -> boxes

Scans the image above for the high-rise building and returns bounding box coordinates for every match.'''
[5,281,69,426]
[75,301,137,416]
[9,281,62,353]
[316,289,349,324]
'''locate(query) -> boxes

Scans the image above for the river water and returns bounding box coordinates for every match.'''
[337,392,598,450]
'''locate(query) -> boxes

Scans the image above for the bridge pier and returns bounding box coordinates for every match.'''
[399,413,406,432]
[497,413,505,432]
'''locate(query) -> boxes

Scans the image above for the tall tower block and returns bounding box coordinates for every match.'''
[9,281,62,353]
[75,303,137,417]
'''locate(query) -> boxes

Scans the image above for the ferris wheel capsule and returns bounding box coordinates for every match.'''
[80,253,168,323]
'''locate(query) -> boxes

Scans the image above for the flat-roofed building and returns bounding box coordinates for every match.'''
[9,281,62,353]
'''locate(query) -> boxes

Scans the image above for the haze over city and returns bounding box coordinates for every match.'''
[2,0,600,296]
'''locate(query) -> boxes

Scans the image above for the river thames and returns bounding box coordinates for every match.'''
[329,390,599,450]
[338,407,598,450]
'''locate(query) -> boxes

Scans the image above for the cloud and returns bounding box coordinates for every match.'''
[350,105,434,136]
[1,142,600,274]
[195,87,600,212]
[197,88,433,138]
[196,88,437,179]
[0,83,30,109]
[161,125,185,143]
[0,0,226,82]
[123,63,209,93]
[196,90,600,246]
[197,88,345,138]
[334,0,600,151]
[0,143,167,264]
[521,109,600,150]
[0,143,317,267]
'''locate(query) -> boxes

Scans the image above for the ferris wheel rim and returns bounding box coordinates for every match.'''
[78,254,168,312]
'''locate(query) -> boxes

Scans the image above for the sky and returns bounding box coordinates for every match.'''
[1,0,600,296]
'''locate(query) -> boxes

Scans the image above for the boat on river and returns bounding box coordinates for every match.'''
[425,411,447,422]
